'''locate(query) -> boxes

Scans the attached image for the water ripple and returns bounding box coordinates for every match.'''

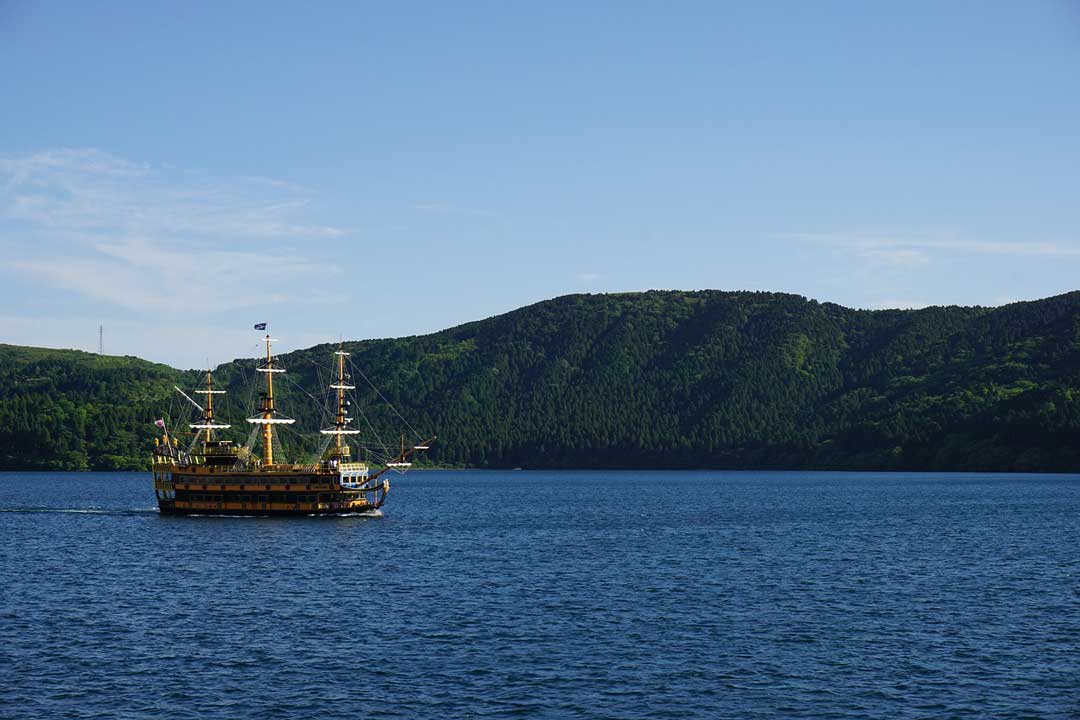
[1,470,1078,719]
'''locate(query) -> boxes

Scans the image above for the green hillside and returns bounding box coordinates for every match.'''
[0,346,182,470]
[4,290,1080,471]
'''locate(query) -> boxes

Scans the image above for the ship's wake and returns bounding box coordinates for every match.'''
[310,509,383,518]
[0,507,160,516]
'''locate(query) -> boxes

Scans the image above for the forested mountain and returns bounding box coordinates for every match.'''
[0,346,181,470]
[4,289,1080,472]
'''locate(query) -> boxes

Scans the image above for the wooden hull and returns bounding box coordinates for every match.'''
[152,463,389,518]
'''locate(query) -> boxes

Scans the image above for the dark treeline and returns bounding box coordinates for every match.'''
[3,289,1080,471]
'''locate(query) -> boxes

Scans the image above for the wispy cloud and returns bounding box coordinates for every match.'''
[1,147,148,187]
[576,272,601,283]
[0,148,347,314]
[413,202,497,219]
[776,231,1080,260]
[855,246,930,267]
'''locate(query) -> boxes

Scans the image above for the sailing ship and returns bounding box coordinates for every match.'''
[152,329,434,516]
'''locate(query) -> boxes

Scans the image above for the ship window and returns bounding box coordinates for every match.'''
[240,495,250,502]
[258,495,268,503]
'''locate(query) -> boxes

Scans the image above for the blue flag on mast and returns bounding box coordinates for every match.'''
[253,322,267,330]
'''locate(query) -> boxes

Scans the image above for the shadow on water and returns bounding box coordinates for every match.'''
[0,507,383,520]
[156,509,384,521]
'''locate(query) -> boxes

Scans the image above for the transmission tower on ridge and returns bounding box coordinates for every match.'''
[99,325,104,355]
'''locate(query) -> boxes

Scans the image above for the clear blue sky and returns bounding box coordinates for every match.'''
[2,1,1079,368]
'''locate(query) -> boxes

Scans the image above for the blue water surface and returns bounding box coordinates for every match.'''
[1,470,1078,719]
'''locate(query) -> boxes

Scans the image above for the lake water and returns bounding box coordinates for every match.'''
[1,470,1078,719]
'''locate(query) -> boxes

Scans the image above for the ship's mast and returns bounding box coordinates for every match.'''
[262,334,275,464]
[190,370,230,443]
[335,346,346,453]
[320,341,360,458]
[246,331,295,466]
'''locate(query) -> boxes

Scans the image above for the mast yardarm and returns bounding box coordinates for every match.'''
[190,370,230,442]
[245,332,295,465]
[320,341,360,453]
